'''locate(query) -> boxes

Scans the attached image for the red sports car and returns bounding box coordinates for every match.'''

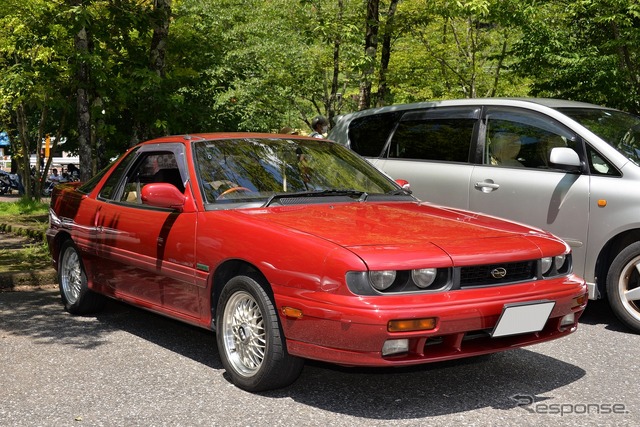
[47,133,587,392]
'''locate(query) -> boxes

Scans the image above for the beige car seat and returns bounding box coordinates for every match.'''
[491,132,523,166]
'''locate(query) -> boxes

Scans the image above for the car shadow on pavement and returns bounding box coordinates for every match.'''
[1,289,585,420]
[93,298,222,370]
[0,289,112,351]
[0,289,221,369]
[272,349,585,419]
[579,297,634,334]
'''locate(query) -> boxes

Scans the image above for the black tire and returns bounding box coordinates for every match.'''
[58,240,106,314]
[216,274,304,392]
[606,242,640,333]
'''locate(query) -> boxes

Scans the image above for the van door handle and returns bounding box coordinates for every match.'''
[474,181,500,193]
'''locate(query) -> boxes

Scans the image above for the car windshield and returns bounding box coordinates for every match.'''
[193,137,408,205]
[559,107,640,165]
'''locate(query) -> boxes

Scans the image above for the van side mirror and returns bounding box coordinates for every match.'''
[549,147,583,172]
[141,183,186,211]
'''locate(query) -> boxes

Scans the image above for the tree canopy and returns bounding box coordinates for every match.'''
[0,0,639,198]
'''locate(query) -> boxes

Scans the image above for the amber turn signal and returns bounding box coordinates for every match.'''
[388,317,437,332]
[281,306,304,319]
[572,293,588,308]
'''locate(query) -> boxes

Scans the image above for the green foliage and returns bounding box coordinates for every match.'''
[1,0,639,179]
[513,0,640,113]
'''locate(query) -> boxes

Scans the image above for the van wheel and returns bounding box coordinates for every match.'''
[216,274,304,392]
[606,242,640,333]
[58,240,106,314]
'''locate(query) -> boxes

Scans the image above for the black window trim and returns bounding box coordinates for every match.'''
[97,143,189,205]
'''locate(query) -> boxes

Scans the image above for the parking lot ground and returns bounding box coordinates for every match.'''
[1,288,639,426]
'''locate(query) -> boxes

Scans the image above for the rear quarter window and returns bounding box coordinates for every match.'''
[347,111,403,157]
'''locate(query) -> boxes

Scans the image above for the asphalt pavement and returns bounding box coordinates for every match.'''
[1,288,639,426]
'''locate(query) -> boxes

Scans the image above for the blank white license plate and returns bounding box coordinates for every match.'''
[492,300,556,338]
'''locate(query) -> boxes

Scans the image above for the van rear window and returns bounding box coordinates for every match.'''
[348,112,403,157]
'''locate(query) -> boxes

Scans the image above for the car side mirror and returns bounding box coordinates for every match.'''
[141,183,186,211]
[395,179,410,190]
[549,147,583,172]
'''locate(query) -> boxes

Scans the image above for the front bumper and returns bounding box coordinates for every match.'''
[276,276,587,367]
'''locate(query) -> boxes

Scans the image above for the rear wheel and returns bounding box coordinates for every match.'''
[606,242,640,332]
[216,274,304,392]
[58,240,106,314]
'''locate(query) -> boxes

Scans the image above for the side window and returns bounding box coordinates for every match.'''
[118,152,185,204]
[97,148,139,199]
[485,109,578,169]
[388,108,478,162]
[348,112,403,157]
[586,145,620,176]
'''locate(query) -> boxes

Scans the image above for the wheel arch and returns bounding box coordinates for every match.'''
[596,229,640,295]
[49,230,73,270]
[209,259,272,328]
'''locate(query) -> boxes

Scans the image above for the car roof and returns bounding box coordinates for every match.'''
[331,97,616,122]
[140,132,322,145]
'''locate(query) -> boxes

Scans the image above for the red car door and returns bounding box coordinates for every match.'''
[89,147,201,319]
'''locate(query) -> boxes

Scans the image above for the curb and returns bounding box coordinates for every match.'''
[0,222,47,241]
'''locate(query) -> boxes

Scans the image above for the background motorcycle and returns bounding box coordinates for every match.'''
[0,170,24,195]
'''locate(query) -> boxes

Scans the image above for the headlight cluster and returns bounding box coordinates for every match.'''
[541,253,572,277]
[346,253,572,296]
[370,268,440,291]
[346,269,452,295]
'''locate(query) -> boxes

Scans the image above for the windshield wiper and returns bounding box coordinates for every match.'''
[387,188,413,196]
[264,189,368,207]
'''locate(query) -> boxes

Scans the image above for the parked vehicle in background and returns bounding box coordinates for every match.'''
[47,133,586,392]
[329,98,640,333]
[0,170,24,195]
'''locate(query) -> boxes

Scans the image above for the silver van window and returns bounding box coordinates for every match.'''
[485,109,578,169]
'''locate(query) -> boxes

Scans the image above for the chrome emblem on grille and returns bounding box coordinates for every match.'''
[491,267,507,279]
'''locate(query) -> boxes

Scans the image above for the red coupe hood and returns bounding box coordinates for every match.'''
[238,202,551,267]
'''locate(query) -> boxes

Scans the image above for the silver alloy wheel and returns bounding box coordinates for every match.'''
[60,247,82,305]
[222,290,266,377]
[617,254,640,323]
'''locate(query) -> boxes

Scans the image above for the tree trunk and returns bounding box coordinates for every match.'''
[75,21,92,181]
[376,0,399,107]
[149,0,172,79]
[15,103,32,199]
[358,0,379,111]
[328,0,343,123]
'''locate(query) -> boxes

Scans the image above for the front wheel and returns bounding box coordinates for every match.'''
[58,240,106,314]
[606,242,640,332]
[216,274,304,392]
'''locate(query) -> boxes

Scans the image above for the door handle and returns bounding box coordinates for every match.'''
[474,181,500,193]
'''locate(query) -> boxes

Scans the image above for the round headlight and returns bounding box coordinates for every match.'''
[541,257,553,274]
[369,270,396,290]
[555,254,567,270]
[412,268,437,289]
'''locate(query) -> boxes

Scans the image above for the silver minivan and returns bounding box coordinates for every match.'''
[329,98,640,332]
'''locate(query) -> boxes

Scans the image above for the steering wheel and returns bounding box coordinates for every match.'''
[217,186,252,200]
